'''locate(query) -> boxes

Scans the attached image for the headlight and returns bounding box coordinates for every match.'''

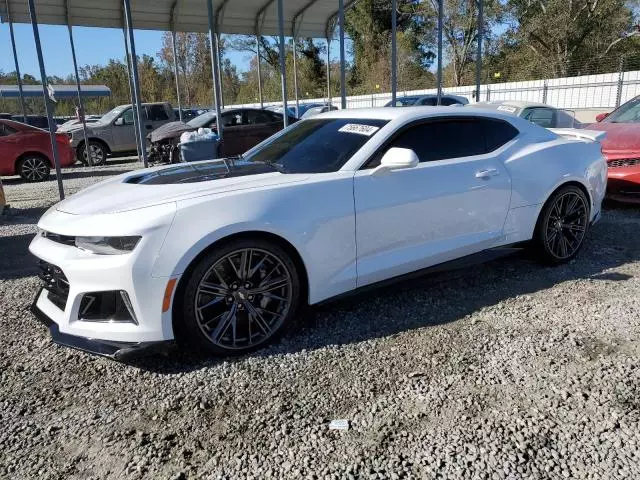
[75,236,141,255]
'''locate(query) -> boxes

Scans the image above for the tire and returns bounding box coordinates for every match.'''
[78,141,107,166]
[179,238,302,355]
[531,185,590,265]
[18,155,51,182]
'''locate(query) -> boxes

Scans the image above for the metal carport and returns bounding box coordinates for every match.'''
[1,0,485,200]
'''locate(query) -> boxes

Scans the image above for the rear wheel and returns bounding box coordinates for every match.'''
[18,155,50,182]
[179,239,302,355]
[78,141,107,166]
[532,185,590,265]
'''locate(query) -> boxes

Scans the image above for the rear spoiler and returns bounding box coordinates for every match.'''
[548,128,606,143]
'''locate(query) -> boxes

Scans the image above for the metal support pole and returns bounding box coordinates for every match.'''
[123,0,149,166]
[616,55,625,108]
[338,0,346,109]
[171,31,183,121]
[436,0,443,105]
[27,0,64,199]
[207,0,224,140]
[292,38,299,116]
[67,24,91,165]
[277,0,289,127]
[6,0,27,123]
[475,0,483,103]
[326,38,331,104]
[123,26,143,162]
[391,0,397,107]
[216,34,225,108]
[256,35,264,108]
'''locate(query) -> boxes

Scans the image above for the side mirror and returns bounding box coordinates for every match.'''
[595,112,609,122]
[371,147,419,176]
[114,117,124,126]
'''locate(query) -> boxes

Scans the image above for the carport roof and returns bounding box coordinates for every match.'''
[0,84,111,98]
[0,0,355,38]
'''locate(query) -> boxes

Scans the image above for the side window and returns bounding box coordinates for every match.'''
[523,107,555,128]
[121,108,135,125]
[221,112,242,127]
[245,110,278,125]
[418,97,437,106]
[441,97,461,106]
[389,120,487,163]
[480,118,519,151]
[148,105,169,121]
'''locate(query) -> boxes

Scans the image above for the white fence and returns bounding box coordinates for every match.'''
[229,69,640,113]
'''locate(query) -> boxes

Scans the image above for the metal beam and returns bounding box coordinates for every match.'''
[216,34,225,108]
[170,0,183,122]
[338,0,346,109]
[207,0,224,141]
[26,0,64,199]
[326,37,331,104]
[277,0,288,127]
[292,0,324,115]
[436,0,443,105]
[390,0,397,107]
[122,24,143,162]
[65,0,91,165]
[475,0,483,103]
[256,35,263,108]
[6,0,27,122]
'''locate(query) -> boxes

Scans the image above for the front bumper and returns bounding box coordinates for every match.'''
[31,288,171,359]
[606,163,640,204]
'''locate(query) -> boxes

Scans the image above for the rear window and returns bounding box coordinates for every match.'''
[244,118,388,173]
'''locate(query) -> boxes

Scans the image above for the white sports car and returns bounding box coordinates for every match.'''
[29,107,607,359]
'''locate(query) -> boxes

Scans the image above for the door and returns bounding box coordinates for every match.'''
[0,123,22,175]
[353,117,517,287]
[242,110,284,151]
[111,108,137,152]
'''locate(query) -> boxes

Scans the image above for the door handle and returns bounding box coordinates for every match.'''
[475,168,499,179]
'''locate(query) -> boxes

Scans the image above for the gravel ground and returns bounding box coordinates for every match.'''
[1,162,640,479]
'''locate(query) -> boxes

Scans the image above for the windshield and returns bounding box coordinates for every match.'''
[604,96,640,123]
[100,106,127,124]
[187,112,216,128]
[242,118,388,173]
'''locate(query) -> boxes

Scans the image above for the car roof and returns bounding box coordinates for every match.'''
[471,100,551,109]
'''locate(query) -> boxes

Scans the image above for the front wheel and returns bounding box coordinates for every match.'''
[78,141,107,166]
[532,185,590,265]
[179,239,302,355]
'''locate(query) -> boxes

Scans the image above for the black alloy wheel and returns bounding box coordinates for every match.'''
[180,239,301,354]
[533,185,590,264]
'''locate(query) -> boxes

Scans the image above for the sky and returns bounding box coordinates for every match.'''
[1,23,348,80]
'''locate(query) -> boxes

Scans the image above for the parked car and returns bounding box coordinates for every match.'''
[11,115,52,130]
[384,94,469,107]
[61,102,176,165]
[148,108,296,164]
[300,104,339,119]
[0,119,75,182]
[29,107,606,359]
[588,95,640,204]
[265,104,298,118]
[469,101,581,129]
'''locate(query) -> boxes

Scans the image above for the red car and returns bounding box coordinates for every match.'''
[0,119,75,182]
[589,96,640,204]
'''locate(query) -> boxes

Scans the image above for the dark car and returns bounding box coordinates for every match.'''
[148,108,296,164]
[11,115,52,130]
[384,94,469,107]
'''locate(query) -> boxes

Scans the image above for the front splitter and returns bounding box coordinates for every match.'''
[30,290,172,361]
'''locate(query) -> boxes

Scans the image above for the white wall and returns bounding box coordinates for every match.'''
[228,69,640,114]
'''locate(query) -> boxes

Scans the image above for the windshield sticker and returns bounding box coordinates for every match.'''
[497,105,517,113]
[338,123,380,136]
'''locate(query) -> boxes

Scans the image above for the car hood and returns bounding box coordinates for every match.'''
[586,122,640,154]
[55,159,309,215]
[149,121,194,142]
[61,122,104,134]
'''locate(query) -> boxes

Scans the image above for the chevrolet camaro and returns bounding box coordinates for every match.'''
[29,107,607,359]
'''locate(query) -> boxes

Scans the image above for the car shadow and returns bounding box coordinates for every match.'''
[129,209,640,374]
